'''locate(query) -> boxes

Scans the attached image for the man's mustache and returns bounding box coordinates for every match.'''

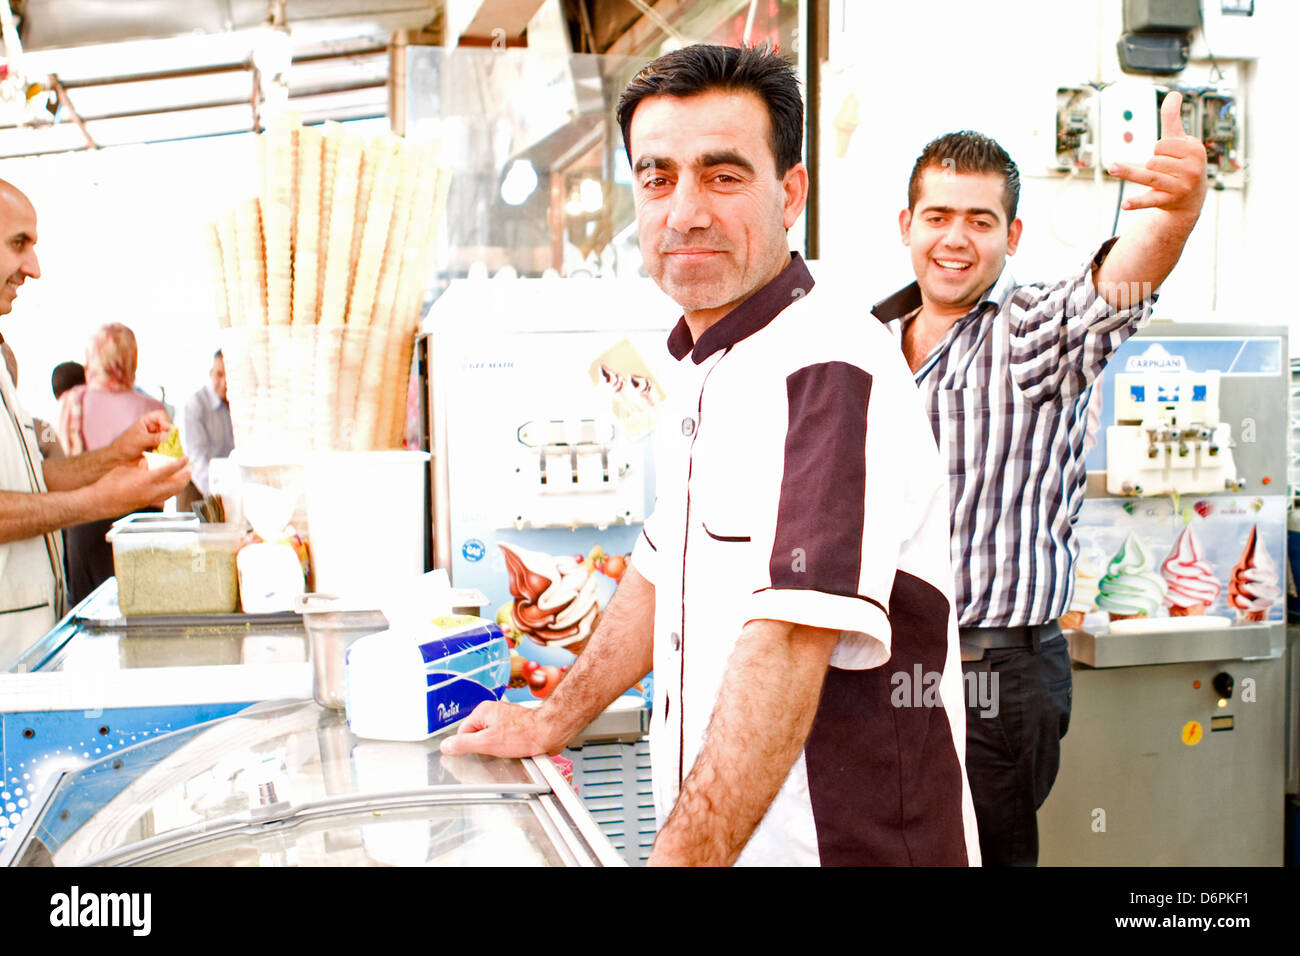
[658,229,731,254]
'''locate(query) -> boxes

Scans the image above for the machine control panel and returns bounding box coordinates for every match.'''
[510,417,645,530]
[1106,370,1241,495]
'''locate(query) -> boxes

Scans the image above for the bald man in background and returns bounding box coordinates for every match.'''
[0,178,191,667]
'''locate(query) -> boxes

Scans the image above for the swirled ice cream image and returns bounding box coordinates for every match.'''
[1161,527,1221,616]
[1059,551,1101,630]
[1097,534,1167,621]
[1228,526,1280,622]
[499,542,601,650]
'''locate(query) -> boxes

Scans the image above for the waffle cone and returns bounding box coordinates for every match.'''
[216,209,243,327]
[313,325,344,450]
[234,197,267,327]
[319,134,363,327]
[334,325,370,450]
[1108,612,1147,622]
[352,325,393,449]
[377,328,417,448]
[292,125,323,326]
[204,222,231,329]
[345,145,400,329]
[1168,603,1207,617]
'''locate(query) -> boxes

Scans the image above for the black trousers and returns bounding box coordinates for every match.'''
[961,636,1073,866]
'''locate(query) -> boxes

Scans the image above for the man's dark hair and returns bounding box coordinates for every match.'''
[214,348,223,360]
[617,44,803,176]
[51,361,85,399]
[907,131,1021,224]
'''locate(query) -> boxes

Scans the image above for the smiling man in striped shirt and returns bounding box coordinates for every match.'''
[872,92,1208,866]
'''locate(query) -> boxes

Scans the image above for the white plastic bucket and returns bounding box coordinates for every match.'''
[304,451,430,597]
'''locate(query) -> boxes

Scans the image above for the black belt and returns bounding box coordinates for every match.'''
[959,621,1063,652]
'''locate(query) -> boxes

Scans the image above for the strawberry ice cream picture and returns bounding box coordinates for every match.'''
[1227,526,1281,623]
[1160,527,1221,616]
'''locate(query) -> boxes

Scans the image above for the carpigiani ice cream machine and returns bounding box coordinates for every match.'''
[1038,323,1289,866]
[419,277,678,706]
[1105,370,1244,496]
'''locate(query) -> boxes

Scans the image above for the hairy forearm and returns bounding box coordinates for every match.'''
[42,444,124,492]
[1095,208,1201,310]
[0,487,98,544]
[648,620,838,866]
[532,563,656,749]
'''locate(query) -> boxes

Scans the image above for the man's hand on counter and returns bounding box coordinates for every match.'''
[440,701,562,759]
[444,565,658,761]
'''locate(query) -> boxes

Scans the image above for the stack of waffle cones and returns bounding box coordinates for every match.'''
[205,113,450,456]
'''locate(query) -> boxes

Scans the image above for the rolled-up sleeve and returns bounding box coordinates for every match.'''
[742,360,901,670]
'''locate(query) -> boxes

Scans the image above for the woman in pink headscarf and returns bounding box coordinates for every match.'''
[57,323,165,456]
[58,324,167,605]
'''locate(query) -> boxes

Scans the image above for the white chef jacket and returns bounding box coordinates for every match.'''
[0,363,64,670]
[631,254,979,866]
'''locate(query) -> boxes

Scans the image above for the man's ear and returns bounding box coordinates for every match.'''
[1006,217,1023,256]
[781,162,810,229]
[899,208,913,245]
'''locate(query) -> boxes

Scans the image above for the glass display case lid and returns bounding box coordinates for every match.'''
[3,700,619,867]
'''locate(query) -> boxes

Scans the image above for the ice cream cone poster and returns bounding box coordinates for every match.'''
[1162,527,1220,616]
[1059,546,1103,630]
[1071,494,1286,627]
[496,541,634,702]
[589,339,665,441]
[1096,533,1167,622]
[1227,526,1281,622]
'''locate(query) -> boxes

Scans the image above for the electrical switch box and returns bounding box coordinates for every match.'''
[1055,86,1097,170]
[1098,80,1159,170]
[1199,91,1241,184]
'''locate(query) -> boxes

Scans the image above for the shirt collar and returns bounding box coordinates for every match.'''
[870,265,1019,327]
[202,383,227,410]
[666,252,815,364]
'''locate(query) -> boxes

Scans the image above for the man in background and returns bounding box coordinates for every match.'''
[51,361,85,401]
[871,94,1207,865]
[179,349,233,512]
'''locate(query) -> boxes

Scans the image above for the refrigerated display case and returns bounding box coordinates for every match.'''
[2,699,623,867]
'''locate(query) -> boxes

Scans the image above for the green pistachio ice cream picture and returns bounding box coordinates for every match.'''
[1096,533,1167,621]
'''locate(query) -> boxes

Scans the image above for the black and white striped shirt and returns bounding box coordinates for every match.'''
[871,240,1153,628]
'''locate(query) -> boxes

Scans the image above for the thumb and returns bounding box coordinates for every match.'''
[1160,90,1186,139]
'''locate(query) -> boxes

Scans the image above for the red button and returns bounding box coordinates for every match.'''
[1123,132,1133,143]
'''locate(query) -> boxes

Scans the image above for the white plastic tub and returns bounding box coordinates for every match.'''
[304,451,430,597]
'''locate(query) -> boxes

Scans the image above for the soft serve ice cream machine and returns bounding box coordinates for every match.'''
[1038,323,1290,865]
[422,278,678,705]
[1105,370,1244,497]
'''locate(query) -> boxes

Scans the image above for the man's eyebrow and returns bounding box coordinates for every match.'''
[919,204,1002,221]
[634,156,677,174]
[696,150,755,174]
[633,152,757,176]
